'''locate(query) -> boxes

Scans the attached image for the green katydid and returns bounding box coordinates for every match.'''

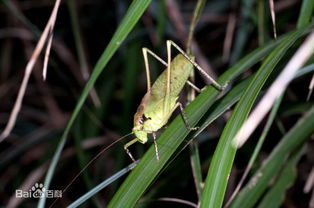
[50,41,225,207]
[124,40,225,162]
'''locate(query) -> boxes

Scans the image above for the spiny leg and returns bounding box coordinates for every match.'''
[124,138,138,162]
[177,102,198,131]
[152,132,160,161]
[166,40,227,91]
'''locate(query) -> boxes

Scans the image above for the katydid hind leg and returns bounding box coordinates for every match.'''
[142,47,168,67]
[142,46,172,120]
[142,47,175,92]
[162,40,173,118]
[177,102,198,131]
[167,40,226,91]
[142,48,152,92]
[152,132,160,161]
[143,44,202,94]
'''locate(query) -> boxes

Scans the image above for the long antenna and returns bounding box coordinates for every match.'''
[49,132,133,208]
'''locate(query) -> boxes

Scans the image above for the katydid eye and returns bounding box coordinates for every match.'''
[139,115,151,124]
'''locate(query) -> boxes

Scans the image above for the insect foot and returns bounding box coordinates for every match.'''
[221,82,229,90]
[190,126,199,131]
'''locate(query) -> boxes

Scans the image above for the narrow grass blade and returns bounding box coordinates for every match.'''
[107,25,314,208]
[224,92,283,208]
[297,0,314,29]
[257,147,305,208]
[187,0,208,199]
[234,32,314,148]
[230,106,314,207]
[200,26,313,208]
[72,121,101,208]
[38,0,152,207]
[193,76,253,139]
[225,60,314,207]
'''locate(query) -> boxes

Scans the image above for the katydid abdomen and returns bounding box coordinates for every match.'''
[132,54,193,144]
[150,54,194,99]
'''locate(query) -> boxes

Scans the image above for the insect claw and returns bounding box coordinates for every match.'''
[129,161,138,170]
[200,86,207,92]
[217,82,228,91]
[190,126,199,131]
[201,81,228,92]
[186,126,199,131]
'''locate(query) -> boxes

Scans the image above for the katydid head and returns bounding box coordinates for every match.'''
[133,115,162,144]
[132,103,162,144]
[132,128,147,144]
[132,92,151,143]
[132,108,149,143]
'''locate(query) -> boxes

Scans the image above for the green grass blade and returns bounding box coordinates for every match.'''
[67,0,89,76]
[193,76,253,139]
[257,0,266,45]
[247,93,283,167]
[72,120,101,208]
[38,0,152,207]
[189,140,203,199]
[107,25,314,208]
[230,0,255,64]
[187,0,208,199]
[246,58,314,172]
[297,0,314,29]
[230,106,314,207]
[122,40,142,132]
[156,0,166,45]
[224,64,314,206]
[200,25,314,208]
[257,147,304,208]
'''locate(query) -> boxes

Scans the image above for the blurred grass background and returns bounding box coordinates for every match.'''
[0,0,313,207]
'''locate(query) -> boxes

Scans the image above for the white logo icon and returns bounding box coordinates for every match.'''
[31,183,45,198]
[16,182,62,199]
